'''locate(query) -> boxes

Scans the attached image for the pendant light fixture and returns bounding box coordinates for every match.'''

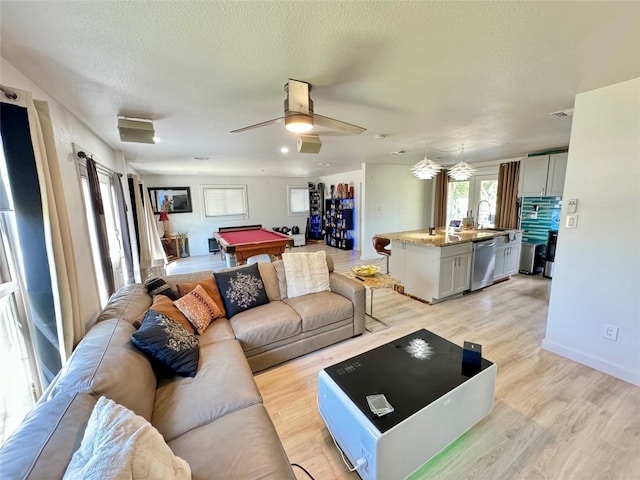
[410,145,442,180]
[447,146,476,180]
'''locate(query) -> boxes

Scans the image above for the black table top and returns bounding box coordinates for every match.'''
[323,329,494,433]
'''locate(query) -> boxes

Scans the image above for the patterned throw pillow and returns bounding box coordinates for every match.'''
[144,277,178,300]
[136,294,195,334]
[176,277,226,318]
[174,284,223,334]
[214,263,269,318]
[131,311,200,377]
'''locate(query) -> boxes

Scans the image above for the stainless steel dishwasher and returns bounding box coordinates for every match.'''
[470,239,497,291]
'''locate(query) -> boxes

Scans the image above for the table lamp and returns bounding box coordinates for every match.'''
[159,211,171,238]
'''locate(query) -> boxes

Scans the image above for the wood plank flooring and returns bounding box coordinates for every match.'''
[170,244,640,480]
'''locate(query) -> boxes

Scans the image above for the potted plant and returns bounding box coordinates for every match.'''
[175,230,189,258]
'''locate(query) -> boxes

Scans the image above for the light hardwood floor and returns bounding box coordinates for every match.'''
[170,244,640,480]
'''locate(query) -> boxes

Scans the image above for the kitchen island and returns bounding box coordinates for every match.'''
[376,229,522,303]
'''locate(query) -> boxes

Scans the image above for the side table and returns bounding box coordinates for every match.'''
[342,272,401,325]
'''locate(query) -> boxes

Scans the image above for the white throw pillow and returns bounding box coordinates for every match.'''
[282,251,331,298]
[63,396,190,480]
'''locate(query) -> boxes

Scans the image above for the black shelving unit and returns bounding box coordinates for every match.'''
[325,198,354,250]
[308,184,324,241]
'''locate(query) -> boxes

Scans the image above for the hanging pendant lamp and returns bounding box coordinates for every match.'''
[410,156,443,180]
[447,146,476,180]
[410,145,442,180]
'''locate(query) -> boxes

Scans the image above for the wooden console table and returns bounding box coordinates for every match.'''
[161,235,188,261]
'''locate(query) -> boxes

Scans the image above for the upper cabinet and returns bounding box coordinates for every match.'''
[518,152,568,197]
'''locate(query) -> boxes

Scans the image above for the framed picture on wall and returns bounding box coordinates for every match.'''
[148,187,193,214]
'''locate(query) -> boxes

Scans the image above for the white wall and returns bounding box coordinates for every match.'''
[1,57,122,328]
[361,164,431,259]
[320,169,364,252]
[543,78,640,386]
[143,174,316,256]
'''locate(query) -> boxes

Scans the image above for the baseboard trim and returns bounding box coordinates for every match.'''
[542,338,640,386]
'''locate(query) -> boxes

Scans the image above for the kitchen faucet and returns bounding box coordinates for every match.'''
[476,200,492,229]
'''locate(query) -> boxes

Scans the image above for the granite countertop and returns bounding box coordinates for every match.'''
[376,229,519,248]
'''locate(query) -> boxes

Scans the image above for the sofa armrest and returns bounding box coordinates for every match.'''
[329,272,365,335]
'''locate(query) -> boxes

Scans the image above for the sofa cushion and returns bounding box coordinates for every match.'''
[131,311,200,378]
[229,301,301,353]
[257,261,281,301]
[145,277,178,300]
[167,404,295,480]
[272,260,288,299]
[0,392,96,480]
[64,396,190,479]
[174,284,223,334]
[283,251,331,298]
[46,319,157,421]
[152,339,263,442]
[197,317,236,347]
[95,283,151,326]
[283,290,354,332]
[176,277,226,318]
[215,263,269,318]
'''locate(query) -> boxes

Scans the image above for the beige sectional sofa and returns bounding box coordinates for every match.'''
[0,254,365,479]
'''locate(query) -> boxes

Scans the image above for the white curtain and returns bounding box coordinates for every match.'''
[131,174,167,280]
[3,87,81,361]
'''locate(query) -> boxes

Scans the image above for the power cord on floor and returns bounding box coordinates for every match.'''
[316,394,368,474]
[291,463,316,480]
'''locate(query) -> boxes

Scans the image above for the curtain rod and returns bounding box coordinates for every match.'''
[0,85,19,101]
[76,151,121,178]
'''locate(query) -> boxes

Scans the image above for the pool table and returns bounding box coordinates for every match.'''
[214,226,292,265]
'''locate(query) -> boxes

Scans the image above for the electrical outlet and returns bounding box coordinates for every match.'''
[602,324,619,341]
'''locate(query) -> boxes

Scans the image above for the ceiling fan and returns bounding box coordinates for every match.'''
[230,79,366,135]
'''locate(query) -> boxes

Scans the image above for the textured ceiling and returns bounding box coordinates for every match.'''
[1,1,639,177]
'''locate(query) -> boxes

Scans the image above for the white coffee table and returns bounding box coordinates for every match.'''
[318,329,497,480]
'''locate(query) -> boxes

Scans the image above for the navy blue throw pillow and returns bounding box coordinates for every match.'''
[131,310,200,377]
[214,263,269,318]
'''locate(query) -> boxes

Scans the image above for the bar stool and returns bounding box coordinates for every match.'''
[372,236,391,274]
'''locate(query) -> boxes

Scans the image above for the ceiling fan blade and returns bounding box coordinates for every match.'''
[287,79,310,114]
[313,114,366,135]
[230,117,284,133]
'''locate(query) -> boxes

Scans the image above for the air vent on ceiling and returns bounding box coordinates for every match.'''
[550,108,574,118]
[117,116,156,144]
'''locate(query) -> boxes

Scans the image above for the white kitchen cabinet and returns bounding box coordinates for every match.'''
[493,233,522,280]
[438,247,472,298]
[519,157,549,197]
[389,240,472,303]
[518,152,568,197]
[547,152,568,197]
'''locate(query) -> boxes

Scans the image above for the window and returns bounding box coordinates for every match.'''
[476,177,498,228]
[446,174,498,228]
[79,165,128,306]
[447,180,470,225]
[203,185,248,218]
[0,144,39,443]
[288,186,309,216]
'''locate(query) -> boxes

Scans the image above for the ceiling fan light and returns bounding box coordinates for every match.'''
[285,114,313,133]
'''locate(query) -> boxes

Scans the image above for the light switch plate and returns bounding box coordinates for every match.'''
[566,215,578,228]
